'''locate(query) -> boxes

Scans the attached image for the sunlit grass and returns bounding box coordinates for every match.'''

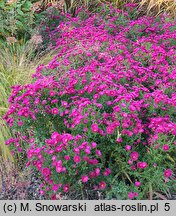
[139,0,176,17]
[0,39,56,160]
[63,0,176,17]
[35,0,176,17]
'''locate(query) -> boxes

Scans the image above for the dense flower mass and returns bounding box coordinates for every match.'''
[3,5,176,199]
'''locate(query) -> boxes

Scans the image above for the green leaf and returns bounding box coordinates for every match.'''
[16,8,24,16]
[145,42,152,50]
[16,20,24,29]
[170,26,176,33]
[170,39,176,46]
[0,1,5,8]
[21,1,32,12]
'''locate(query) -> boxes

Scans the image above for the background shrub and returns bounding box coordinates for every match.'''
[0,0,36,42]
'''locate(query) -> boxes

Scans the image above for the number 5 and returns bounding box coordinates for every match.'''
[164,203,170,211]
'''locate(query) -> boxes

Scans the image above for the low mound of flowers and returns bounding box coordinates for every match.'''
[3,5,176,199]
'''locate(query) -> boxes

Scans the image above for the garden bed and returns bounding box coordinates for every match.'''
[0,2,176,200]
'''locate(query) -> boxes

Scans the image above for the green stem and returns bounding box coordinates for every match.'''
[149,183,153,200]
[112,172,120,184]
[80,183,84,200]
[123,171,133,184]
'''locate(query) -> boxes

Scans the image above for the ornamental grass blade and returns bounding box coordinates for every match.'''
[154,192,167,200]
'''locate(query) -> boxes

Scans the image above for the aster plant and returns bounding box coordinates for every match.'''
[3,5,176,199]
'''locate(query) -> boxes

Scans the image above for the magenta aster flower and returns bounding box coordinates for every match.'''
[137,161,148,169]
[94,168,100,176]
[134,181,141,187]
[128,192,135,199]
[91,142,97,148]
[82,175,89,183]
[103,168,111,176]
[64,155,70,160]
[52,184,59,192]
[91,123,99,133]
[74,155,81,163]
[89,171,95,178]
[96,150,102,156]
[63,184,69,193]
[51,108,59,115]
[113,106,121,112]
[164,169,173,178]
[56,166,62,173]
[106,125,115,134]
[125,145,131,151]
[130,151,139,161]
[162,144,169,151]
[99,181,106,190]
[42,167,51,177]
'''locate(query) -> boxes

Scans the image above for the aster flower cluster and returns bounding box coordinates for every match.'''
[3,6,176,199]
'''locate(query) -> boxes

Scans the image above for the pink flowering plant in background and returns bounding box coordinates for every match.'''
[3,5,176,199]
